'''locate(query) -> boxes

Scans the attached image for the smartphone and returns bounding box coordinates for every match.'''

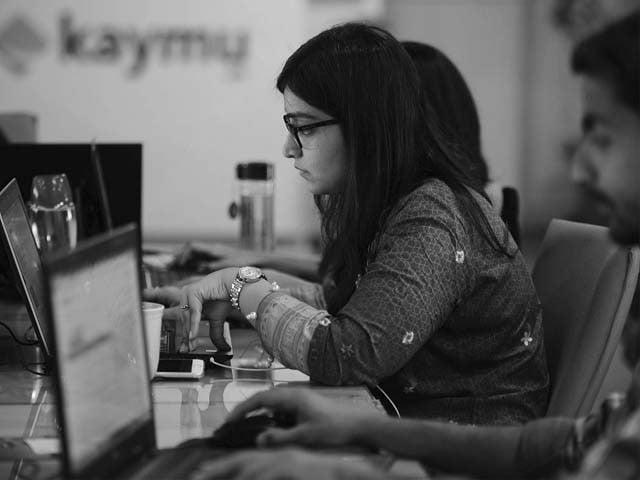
[156,358,205,379]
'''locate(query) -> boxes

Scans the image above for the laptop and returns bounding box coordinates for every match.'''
[0,179,53,362]
[42,225,226,479]
[0,177,232,369]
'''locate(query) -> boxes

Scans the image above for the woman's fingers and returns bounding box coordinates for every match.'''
[209,317,231,352]
[185,290,204,347]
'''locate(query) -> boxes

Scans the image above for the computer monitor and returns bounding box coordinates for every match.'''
[0,143,142,300]
[0,143,142,239]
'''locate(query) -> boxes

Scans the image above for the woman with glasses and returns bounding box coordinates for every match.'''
[146,22,548,424]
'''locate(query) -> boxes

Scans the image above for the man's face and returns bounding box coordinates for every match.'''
[571,77,640,245]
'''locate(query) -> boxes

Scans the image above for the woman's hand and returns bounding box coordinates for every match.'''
[143,267,237,351]
[190,448,390,480]
[226,388,377,449]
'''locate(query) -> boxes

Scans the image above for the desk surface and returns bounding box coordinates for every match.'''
[0,319,427,479]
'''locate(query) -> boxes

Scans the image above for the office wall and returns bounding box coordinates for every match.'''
[0,0,310,242]
[3,0,635,243]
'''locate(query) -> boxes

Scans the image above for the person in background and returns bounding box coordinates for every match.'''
[147,22,548,424]
[189,12,640,480]
[174,39,520,277]
[402,40,521,246]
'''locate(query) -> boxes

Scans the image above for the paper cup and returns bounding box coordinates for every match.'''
[142,301,164,379]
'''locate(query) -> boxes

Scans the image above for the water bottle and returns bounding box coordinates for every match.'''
[28,173,78,253]
[228,162,274,251]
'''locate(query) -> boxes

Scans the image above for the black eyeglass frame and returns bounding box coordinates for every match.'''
[283,115,339,149]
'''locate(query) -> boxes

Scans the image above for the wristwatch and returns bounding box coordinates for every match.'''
[229,266,267,310]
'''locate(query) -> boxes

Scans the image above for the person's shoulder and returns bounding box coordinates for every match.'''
[382,179,461,236]
[393,178,458,217]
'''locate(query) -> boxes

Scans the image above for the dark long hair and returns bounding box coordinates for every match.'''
[277,23,506,313]
[402,41,489,186]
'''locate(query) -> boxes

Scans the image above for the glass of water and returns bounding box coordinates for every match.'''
[28,173,77,253]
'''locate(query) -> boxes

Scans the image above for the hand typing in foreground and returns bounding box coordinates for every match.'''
[226,388,379,449]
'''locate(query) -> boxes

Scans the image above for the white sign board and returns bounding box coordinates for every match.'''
[0,0,316,241]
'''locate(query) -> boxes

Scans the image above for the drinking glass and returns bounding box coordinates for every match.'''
[28,174,78,253]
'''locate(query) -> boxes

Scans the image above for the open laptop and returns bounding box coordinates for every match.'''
[0,179,53,362]
[42,225,227,479]
[0,177,232,369]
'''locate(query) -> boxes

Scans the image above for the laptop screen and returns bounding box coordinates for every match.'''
[0,179,52,357]
[47,226,152,474]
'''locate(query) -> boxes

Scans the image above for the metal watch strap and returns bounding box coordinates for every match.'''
[229,268,267,311]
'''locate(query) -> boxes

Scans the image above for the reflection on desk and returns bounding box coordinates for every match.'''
[0,327,428,479]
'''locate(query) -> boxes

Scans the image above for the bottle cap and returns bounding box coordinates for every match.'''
[236,162,273,180]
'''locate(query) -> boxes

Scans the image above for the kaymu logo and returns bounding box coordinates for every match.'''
[0,16,46,74]
[59,12,250,77]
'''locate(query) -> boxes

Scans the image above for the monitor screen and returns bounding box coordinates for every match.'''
[0,143,142,301]
[0,143,142,240]
[47,229,151,474]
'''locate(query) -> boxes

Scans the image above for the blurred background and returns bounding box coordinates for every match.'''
[1,0,639,255]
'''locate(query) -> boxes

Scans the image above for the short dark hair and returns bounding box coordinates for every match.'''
[571,11,640,114]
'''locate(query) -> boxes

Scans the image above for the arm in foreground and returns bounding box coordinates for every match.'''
[229,388,577,479]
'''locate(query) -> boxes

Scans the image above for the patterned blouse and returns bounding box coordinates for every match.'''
[253,179,549,424]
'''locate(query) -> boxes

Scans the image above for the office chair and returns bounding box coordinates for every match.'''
[532,219,640,418]
[500,186,520,246]
[485,183,521,246]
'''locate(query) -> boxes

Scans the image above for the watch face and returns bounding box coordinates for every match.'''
[239,266,263,282]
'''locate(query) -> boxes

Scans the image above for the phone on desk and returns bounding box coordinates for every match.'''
[156,358,205,379]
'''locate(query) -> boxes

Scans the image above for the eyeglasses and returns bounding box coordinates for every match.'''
[283,115,339,150]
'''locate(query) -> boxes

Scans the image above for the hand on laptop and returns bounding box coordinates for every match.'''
[143,286,232,352]
[226,388,376,449]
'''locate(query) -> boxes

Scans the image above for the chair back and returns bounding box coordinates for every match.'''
[500,186,520,246]
[532,219,640,417]
[484,183,521,246]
